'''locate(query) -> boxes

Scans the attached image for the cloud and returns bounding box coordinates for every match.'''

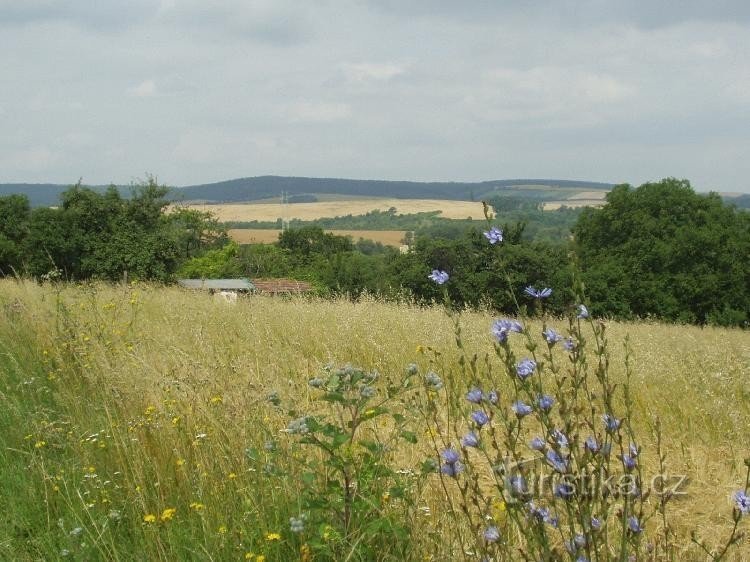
[341,62,406,83]
[0,0,160,30]
[285,101,352,123]
[128,80,157,98]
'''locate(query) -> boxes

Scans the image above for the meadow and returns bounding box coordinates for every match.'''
[227,229,408,247]
[0,280,748,561]
[184,199,487,222]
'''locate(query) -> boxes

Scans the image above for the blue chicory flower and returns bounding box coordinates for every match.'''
[536,394,555,412]
[485,389,499,405]
[603,413,621,433]
[627,516,643,534]
[483,525,501,542]
[551,428,569,448]
[512,400,533,417]
[584,436,600,453]
[424,371,444,390]
[491,319,523,343]
[542,327,563,345]
[440,461,463,477]
[563,338,576,351]
[461,431,480,448]
[734,491,750,515]
[622,454,637,470]
[577,304,590,319]
[428,269,449,285]
[441,447,460,465]
[471,410,490,427]
[466,387,484,404]
[546,449,568,473]
[554,482,575,500]
[483,227,503,245]
[508,474,527,496]
[524,286,553,299]
[529,436,546,451]
[515,358,537,380]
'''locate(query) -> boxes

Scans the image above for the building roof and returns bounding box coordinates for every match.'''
[177,278,255,291]
[252,278,313,294]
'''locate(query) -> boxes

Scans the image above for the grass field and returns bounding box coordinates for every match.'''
[0,280,748,560]
[228,229,408,247]
[184,199,487,222]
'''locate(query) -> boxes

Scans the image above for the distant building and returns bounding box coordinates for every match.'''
[177,278,255,292]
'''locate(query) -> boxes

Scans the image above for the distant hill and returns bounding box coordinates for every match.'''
[0,176,615,207]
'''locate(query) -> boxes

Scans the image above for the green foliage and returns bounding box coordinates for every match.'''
[573,178,750,325]
[0,194,30,274]
[176,241,243,278]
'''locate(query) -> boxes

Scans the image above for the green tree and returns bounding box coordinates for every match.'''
[0,194,31,274]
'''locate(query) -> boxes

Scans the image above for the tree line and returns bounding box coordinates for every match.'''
[0,178,747,326]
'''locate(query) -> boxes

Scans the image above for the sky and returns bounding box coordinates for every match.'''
[1,0,750,192]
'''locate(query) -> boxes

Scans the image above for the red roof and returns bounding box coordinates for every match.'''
[252,278,313,294]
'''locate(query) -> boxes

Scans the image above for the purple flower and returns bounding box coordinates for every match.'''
[551,428,569,448]
[515,358,537,380]
[554,481,575,500]
[471,410,490,427]
[483,525,501,542]
[508,474,527,496]
[603,414,621,433]
[440,461,463,477]
[512,400,533,418]
[629,443,639,458]
[527,502,558,527]
[524,286,553,299]
[441,447,460,465]
[590,516,602,531]
[428,269,449,285]
[461,431,480,448]
[577,304,590,319]
[529,436,546,451]
[563,338,576,352]
[584,436,600,453]
[542,327,563,345]
[734,491,750,515]
[466,387,484,404]
[491,319,523,343]
[622,454,637,470]
[536,394,555,412]
[545,449,568,473]
[485,390,499,405]
[483,227,503,245]
[627,516,643,534]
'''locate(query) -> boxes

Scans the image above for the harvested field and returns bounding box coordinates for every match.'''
[228,228,408,247]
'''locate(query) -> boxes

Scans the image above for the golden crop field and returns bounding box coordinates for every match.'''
[184,198,486,221]
[228,228,408,246]
[1,280,748,560]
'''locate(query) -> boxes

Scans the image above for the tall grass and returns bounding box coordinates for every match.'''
[0,279,747,560]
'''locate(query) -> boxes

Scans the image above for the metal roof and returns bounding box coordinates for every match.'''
[177,278,255,291]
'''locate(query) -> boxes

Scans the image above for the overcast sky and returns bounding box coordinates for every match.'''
[2,1,750,192]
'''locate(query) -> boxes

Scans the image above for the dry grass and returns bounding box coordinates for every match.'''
[1,279,748,559]
[228,228,408,246]
[183,198,486,221]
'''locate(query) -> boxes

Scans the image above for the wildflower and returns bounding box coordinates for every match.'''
[189,502,205,512]
[70,527,83,537]
[440,461,464,477]
[265,532,281,541]
[360,385,376,398]
[627,516,643,534]
[485,389,499,404]
[524,286,552,299]
[290,516,305,533]
[529,436,546,451]
[491,319,523,343]
[734,491,750,515]
[542,327,563,345]
[629,443,639,457]
[554,481,575,500]
[286,416,310,435]
[536,394,555,412]
[546,449,568,473]
[424,371,443,390]
[210,395,223,405]
[563,338,576,351]
[218,525,228,534]
[577,304,590,319]
[584,436,600,453]
[603,414,621,433]
[622,454,637,470]
[461,431,480,448]
[471,410,490,427]
[428,269,449,285]
[34,440,46,449]
[527,502,558,527]
[515,358,537,380]
[508,474,527,496]
[483,226,503,244]
[406,363,418,375]
[441,447,460,465]
[440,447,463,477]
[483,525,501,543]
[256,556,266,562]
[512,401,533,418]
[160,508,177,522]
[551,428,569,448]
[466,387,484,404]
[143,514,157,523]
[590,516,602,531]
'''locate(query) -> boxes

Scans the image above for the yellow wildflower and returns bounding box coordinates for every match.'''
[256,556,266,562]
[218,525,227,534]
[265,532,281,541]
[176,458,185,467]
[189,502,204,512]
[210,395,223,405]
[34,440,46,449]
[143,514,156,523]
[244,554,255,560]
[160,508,177,522]
[300,544,312,562]
[228,472,237,479]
